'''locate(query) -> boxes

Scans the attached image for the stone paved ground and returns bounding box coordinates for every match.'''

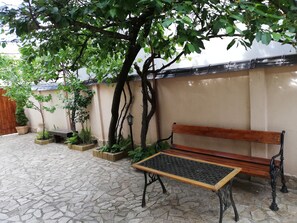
[0,133,297,223]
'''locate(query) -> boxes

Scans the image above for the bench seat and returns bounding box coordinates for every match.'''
[48,130,73,142]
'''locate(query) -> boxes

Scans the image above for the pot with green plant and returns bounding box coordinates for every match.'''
[93,137,132,162]
[15,106,29,135]
[34,130,54,145]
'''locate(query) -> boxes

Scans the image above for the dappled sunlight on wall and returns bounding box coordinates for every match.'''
[157,72,250,134]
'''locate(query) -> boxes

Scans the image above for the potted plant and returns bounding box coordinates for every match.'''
[93,137,131,162]
[15,106,29,134]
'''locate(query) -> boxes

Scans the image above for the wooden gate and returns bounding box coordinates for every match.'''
[0,88,17,135]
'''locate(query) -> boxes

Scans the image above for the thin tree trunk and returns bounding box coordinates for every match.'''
[117,81,133,143]
[116,87,127,143]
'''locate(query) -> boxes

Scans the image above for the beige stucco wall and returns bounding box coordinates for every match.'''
[265,66,297,175]
[155,72,251,155]
[26,65,297,177]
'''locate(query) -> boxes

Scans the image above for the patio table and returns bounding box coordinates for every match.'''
[133,152,241,223]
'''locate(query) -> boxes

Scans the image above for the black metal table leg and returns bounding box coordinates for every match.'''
[157,175,167,193]
[216,180,239,223]
[141,171,167,207]
[142,172,148,207]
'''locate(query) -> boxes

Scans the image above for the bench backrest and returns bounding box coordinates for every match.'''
[172,123,284,145]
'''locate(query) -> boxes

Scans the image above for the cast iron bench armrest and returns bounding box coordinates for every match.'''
[155,133,173,153]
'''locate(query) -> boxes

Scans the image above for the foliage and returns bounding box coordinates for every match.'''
[79,127,93,145]
[66,128,93,145]
[65,131,79,145]
[15,107,28,126]
[0,54,31,106]
[1,0,297,148]
[100,137,132,153]
[59,76,94,131]
[128,140,169,163]
[0,54,55,139]
[36,130,51,140]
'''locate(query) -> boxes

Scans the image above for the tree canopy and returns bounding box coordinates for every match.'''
[1,0,297,146]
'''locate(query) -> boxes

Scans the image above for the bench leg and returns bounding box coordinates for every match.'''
[269,169,279,211]
[216,180,239,223]
[280,166,288,193]
[141,172,167,207]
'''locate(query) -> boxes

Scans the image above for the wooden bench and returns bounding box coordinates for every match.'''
[157,123,288,211]
[48,129,73,143]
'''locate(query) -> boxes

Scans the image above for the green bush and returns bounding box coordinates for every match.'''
[36,130,51,140]
[65,132,79,145]
[65,128,93,145]
[79,127,92,144]
[15,107,28,126]
[128,141,170,163]
[100,137,132,153]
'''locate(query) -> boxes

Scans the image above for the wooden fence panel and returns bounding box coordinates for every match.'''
[0,89,16,135]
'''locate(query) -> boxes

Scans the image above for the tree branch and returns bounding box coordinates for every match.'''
[70,36,89,71]
[154,51,184,73]
[72,21,130,40]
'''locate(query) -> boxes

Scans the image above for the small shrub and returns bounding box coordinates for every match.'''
[36,130,50,140]
[15,107,28,126]
[65,132,79,145]
[128,141,170,163]
[99,137,132,153]
[79,127,92,144]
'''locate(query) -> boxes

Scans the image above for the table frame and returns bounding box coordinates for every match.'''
[133,152,241,223]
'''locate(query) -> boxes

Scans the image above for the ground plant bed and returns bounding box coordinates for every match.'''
[70,143,96,151]
[34,138,54,145]
[93,149,128,162]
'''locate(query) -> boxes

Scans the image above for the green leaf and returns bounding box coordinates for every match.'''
[182,16,192,25]
[213,21,223,35]
[255,32,262,42]
[186,43,195,53]
[289,26,296,33]
[229,14,244,22]
[109,8,117,18]
[226,25,235,35]
[51,7,59,14]
[227,39,236,50]
[97,0,110,9]
[162,18,174,28]
[261,32,271,45]
[272,33,281,41]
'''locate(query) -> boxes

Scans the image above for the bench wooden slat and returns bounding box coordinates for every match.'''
[164,149,271,178]
[172,144,280,166]
[172,124,281,145]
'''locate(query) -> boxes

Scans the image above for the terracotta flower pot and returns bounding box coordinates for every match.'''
[15,126,29,135]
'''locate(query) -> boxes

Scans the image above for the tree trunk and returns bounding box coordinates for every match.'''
[117,81,133,143]
[107,9,154,146]
[108,44,141,146]
[70,90,79,131]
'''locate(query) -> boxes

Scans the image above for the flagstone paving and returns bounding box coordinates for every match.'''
[0,133,297,223]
